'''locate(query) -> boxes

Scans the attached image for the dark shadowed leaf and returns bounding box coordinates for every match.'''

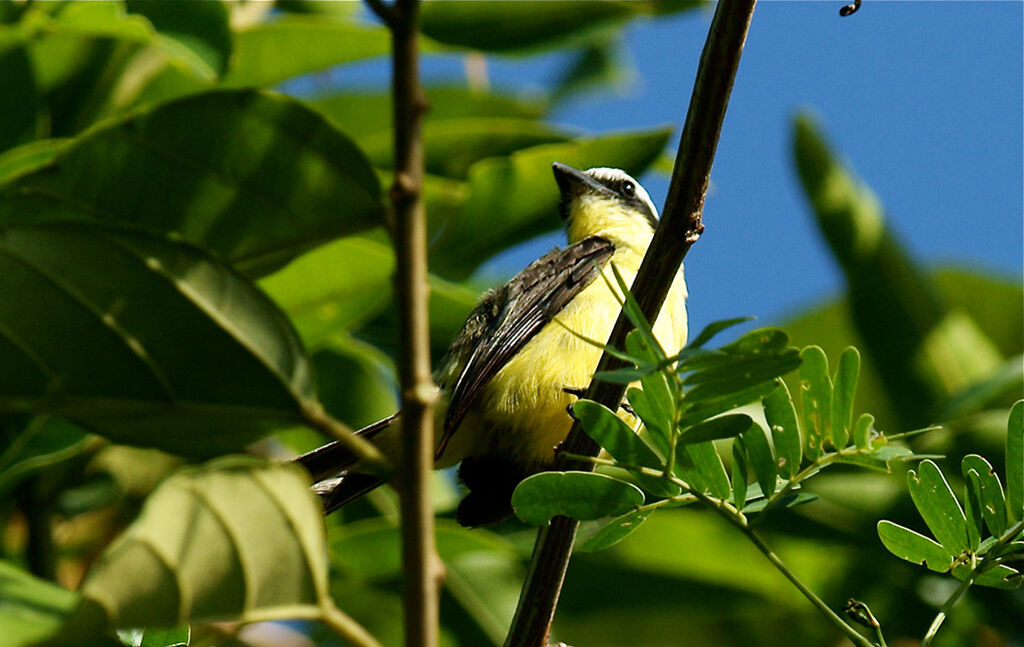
[578,507,654,552]
[71,458,328,630]
[0,223,312,456]
[0,89,384,277]
[678,441,730,500]
[740,421,775,499]
[573,400,677,498]
[742,491,816,513]
[908,460,968,557]
[0,417,89,493]
[512,471,644,526]
[763,380,802,478]
[0,39,37,153]
[964,469,984,552]
[877,520,954,573]
[679,414,751,445]
[952,563,1022,590]
[731,436,748,507]
[0,138,68,185]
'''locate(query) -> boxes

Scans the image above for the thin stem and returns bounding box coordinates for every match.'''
[321,601,384,647]
[388,1,442,646]
[301,402,390,475]
[504,3,757,644]
[739,526,877,647]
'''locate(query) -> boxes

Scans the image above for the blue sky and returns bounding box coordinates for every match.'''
[478,1,1023,334]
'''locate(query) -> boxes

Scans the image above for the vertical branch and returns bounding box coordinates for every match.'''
[503,2,757,646]
[381,0,442,645]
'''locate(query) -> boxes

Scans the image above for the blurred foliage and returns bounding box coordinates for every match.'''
[0,2,1019,647]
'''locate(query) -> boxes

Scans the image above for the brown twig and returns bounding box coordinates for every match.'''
[502,2,757,646]
[386,1,443,646]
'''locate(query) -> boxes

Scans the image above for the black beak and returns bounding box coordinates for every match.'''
[552,162,613,220]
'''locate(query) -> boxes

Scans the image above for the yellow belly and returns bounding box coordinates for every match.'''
[468,248,688,466]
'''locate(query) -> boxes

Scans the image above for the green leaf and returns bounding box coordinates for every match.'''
[0,223,313,456]
[798,346,832,458]
[311,336,398,431]
[908,460,968,557]
[0,559,81,645]
[139,626,190,647]
[763,380,802,478]
[731,436,749,507]
[952,563,1023,590]
[431,128,671,278]
[73,458,328,629]
[740,421,776,499]
[573,400,678,497]
[259,235,395,349]
[223,18,392,88]
[679,413,751,445]
[1009,400,1023,523]
[720,327,792,357]
[853,412,875,450]
[0,138,68,185]
[511,471,644,526]
[877,520,954,572]
[638,369,676,452]
[962,454,1007,538]
[678,442,731,500]
[963,469,984,552]
[742,491,817,513]
[360,118,570,179]
[0,417,89,493]
[624,329,663,366]
[578,507,654,552]
[627,387,669,456]
[126,0,231,79]
[0,89,384,277]
[593,365,658,384]
[681,352,802,401]
[419,1,636,54]
[611,264,666,360]
[830,347,859,448]
[550,39,632,106]
[686,316,755,349]
[679,381,780,427]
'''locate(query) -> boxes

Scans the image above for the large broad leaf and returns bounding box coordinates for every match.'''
[0,35,38,153]
[68,458,328,631]
[0,222,313,456]
[0,559,82,646]
[431,128,671,278]
[0,89,384,277]
[259,234,396,349]
[223,17,392,88]
[419,1,635,54]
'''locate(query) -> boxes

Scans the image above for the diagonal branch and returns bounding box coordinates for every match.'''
[503,2,758,646]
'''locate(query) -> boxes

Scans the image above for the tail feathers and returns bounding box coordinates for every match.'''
[294,413,398,482]
[314,472,386,514]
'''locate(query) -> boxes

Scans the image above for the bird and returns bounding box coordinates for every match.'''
[296,162,688,526]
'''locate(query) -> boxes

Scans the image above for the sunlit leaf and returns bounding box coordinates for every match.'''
[578,507,654,552]
[1009,400,1023,523]
[962,454,1007,538]
[853,412,875,451]
[952,563,1022,590]
[0,89,384,277]
[877,520,953,573]
[72,458,328,629]
[763,380,802,478]
[798,346,832,459]
[830,347,859,448]
[0,559,81,645]
[511,471,644,526]
[573,400,678,497]
[908,460,968,557]
[0,223,313,456]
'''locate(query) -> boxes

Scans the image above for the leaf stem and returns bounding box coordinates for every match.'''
[321,601,384,647]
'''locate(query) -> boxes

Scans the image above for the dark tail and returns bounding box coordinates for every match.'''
[293,413,397,513]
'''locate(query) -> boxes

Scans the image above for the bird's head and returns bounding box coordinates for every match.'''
[552,162,658,246]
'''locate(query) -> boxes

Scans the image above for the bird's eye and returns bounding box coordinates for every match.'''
[621,181,636,198]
